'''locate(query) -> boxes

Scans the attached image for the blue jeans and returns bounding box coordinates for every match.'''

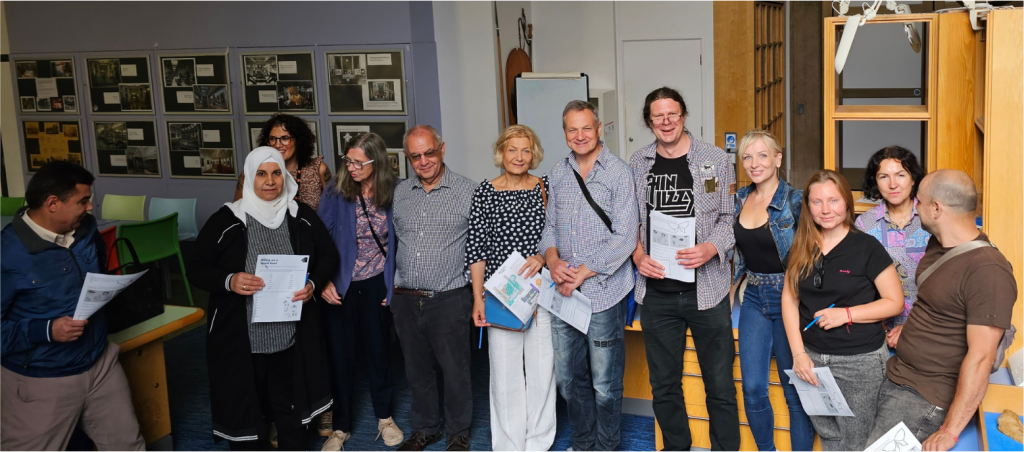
[738,274,815,451]
[551,298,627,451]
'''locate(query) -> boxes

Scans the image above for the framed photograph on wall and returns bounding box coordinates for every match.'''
[246,118,320,155]
[15,58,79,114]
[165,119,237,179]
[91,120,161,177]
[21,120,84,172]
[240,51,317,115]
[85,55,154,114]
[330,120,407,177]
[159,53,231,115]
[325,49,407,115]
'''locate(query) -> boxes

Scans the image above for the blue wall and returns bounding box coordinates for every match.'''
[5,1,441,229]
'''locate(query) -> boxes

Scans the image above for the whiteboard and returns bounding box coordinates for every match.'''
[515,74,589,178]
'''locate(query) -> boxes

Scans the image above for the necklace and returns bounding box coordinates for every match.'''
[750,190,771,209]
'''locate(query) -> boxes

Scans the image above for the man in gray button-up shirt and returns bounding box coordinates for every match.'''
[539,101,638,451]
[391,125,477,451]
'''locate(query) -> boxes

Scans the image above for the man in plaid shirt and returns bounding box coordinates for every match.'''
[539,100,638,451]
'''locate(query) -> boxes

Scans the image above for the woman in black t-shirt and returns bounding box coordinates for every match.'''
[780,170,904,451]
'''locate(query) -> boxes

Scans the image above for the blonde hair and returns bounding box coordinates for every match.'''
[492,124,544,170]
[738,129,783,157]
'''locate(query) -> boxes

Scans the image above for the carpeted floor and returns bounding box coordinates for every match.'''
[164,324,657,451]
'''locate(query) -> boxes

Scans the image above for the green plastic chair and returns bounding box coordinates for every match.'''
[1,197,25,216]
[101,194,146,221]
[117,213,194,306]
[148,197,198,241]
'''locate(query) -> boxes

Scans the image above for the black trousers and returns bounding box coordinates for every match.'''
[321,272,395,432]
[641,287,740,451]
[230,346,306,451]
[391,286,473,437]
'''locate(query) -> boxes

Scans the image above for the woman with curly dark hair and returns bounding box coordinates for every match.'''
[234,113,331,210]
[854,146,930,349]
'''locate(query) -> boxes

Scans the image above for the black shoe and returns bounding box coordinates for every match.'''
[445,435,470,451]
[397,430,443,451]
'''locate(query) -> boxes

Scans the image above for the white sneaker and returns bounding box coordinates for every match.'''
[376,417,405,447]
[318,412,334,436]
[321,430,351,451]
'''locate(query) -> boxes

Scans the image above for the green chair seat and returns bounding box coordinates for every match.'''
[1,197,25,216]
[101,194,146,221]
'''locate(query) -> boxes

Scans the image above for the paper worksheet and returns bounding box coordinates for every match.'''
[783,367,855,417]
[538,269,592,334]
[483,251,541,323]
[252,255,309,323]
[73,270,150,320]
[865,422,922,451]
[649,211,696,282]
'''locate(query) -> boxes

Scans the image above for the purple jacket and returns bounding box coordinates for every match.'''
[318,180,398,305]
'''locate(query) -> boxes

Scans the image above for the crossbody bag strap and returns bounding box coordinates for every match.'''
[540,178,547,208]
[571,168,613,233]
[917,240,993,285]
[358,194,388,258]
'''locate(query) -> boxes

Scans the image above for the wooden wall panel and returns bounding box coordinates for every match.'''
[789,2,826,188]
[714,1,756,188]
[936,12,978,188]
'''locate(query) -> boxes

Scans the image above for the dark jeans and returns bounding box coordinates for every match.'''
[551,297,627,452]
[391,286,473,437]
[866,378,948,445]
[321,272,395,432]
[641,287,739,451]
[738,275,815,451]
[230,347,305,451]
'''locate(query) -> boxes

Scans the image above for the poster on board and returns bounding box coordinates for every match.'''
[325,50,406,115]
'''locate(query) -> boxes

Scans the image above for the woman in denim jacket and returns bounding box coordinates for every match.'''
[732,130,813,451]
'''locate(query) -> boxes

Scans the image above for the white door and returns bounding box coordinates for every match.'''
[622,39,703,160]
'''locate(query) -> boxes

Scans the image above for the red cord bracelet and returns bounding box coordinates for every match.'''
[845,307,853,333]
[939,425,959,443]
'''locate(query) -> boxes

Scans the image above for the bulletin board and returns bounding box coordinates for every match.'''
[21,120,84,172]
[240,51,318,115]
[15,58,79,114]
[325,49,407,115]
[330,120,407,178]
[85,56,155,114]
[91,120,161,177]
[159,53,232,115]
[165,119,236,179]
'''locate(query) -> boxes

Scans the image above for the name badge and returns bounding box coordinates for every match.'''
[704,177,718,193]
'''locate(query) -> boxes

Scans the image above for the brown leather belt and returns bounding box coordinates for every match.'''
[393,286,467,298]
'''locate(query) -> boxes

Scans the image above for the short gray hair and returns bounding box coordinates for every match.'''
[925,170,978,214]
[562,100,600,130]
[403,124,443,152]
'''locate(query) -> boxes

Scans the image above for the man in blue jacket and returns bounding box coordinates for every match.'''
[1,161,144,450]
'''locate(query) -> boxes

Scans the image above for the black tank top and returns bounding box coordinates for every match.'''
[734,219,785,274]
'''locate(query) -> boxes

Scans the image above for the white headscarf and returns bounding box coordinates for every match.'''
[225,146,298,228]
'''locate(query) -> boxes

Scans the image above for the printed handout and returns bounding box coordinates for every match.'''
[73,271,150,321]
[252,254,309,323]
[538,269,592,334]
[649,210,696,282]
[483,251,541,323]
[864,422,922,452]
[784,367,855,417]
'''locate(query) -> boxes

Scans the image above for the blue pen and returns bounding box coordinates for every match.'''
[804,303,836,331]
[478,328,484,349]
[549,264,574,288]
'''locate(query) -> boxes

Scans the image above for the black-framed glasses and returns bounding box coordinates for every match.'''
[406,148,439,162]
[341,156,374,169]
[268,135,293,145]
[813,258,825,289]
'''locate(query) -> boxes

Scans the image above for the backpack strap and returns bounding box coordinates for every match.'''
[571,168,613,233]
[917,240,993,285]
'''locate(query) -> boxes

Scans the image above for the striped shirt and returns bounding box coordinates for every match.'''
[244,215,296,354]
[538,145,639,313]
[629,134,736,310]
[393,165,478,292]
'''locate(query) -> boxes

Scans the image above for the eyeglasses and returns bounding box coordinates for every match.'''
[813,258,825,289]
[267,135,293,145]
[342,157,374,169]
[406,148,440,163]
[650,113,682,124]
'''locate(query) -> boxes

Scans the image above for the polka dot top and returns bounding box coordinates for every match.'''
[466,175,550,280]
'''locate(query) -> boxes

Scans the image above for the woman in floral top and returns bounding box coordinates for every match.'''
[855,146,930,348]
[235,114,331,210]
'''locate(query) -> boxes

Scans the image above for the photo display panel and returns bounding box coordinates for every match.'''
[241,52,317,115]
[165,119,237,179]
[22,120,84,172]
[330,121,407,178]
[325,50,406,114]
[15,59,79,114]
[159,54,231,114]
[86,56,154,114]
[246,119,320,155]
[92,120,161,177]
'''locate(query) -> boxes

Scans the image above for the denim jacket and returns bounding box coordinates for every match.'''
[733,179,802,283]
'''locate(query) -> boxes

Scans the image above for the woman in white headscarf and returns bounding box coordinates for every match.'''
[191,147,339,451]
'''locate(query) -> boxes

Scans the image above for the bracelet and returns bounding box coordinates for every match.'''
[845,307,853,333]
[794,351,807,358]
[938,425,959,443]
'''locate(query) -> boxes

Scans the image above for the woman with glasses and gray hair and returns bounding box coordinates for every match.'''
[235,113,331,211]
[316,133,404,451]
[780,169,903,450]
